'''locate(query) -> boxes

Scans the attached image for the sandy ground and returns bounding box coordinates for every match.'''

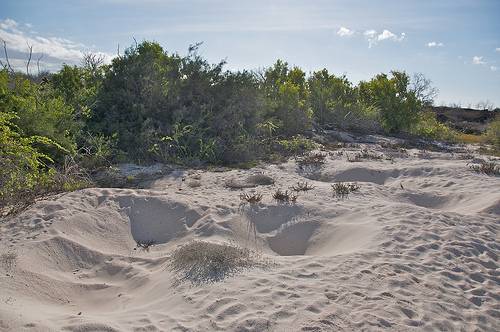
[1,142,499,331]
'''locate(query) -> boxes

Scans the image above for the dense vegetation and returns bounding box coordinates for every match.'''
[0,41,497,211]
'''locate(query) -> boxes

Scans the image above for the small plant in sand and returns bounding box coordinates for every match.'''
[296,152,327,168]
[168,240,262,284]
[331,182,360,199]
[347,149,383,162]
[272,189,298,203]
[469,161,500,176]
[291,181,315,192]
[0,251,17,273]
[135,239,156,251]
[225,174,274,189]
[239,192,263,204]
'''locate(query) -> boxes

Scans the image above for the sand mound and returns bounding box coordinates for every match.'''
[1,144,499,331]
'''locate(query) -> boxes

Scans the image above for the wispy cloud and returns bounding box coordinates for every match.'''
[364,29,405,48]
[472,56,486,65]
[491,66,498,72]
[0,18,113,72]
[337,26,354,37]
[427,41,444,48]
[496,48,500,52]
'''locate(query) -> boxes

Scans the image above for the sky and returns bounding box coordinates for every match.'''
[1,0,499,107]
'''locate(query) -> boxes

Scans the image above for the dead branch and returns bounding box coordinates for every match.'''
[37,53,44,75]
[26,42,33,76]
[2,40,14,73]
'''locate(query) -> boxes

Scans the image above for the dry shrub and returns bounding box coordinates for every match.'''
[169,241,262,284]
[0,251,17,273]
[135,239,156,251]
[239,192,263,204]
[296,152,327,167]
[331,182,360,199]
[225,174,274,189]
[469,161,500,176]
[347,149,383,162]
[291,181,315,192]
[187,180,202,188]
[272,189,298,203]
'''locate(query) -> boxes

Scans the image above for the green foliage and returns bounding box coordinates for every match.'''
[411,111,457,141]
[0,70,79,159]
[308,69,356,126]
[0,112,59,209]
[358,71,422,133]
[277,135,318,155]
[484,115,500,150]
[261,60,311,136]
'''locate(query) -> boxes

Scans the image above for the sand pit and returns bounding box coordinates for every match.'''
[1,143,499,331]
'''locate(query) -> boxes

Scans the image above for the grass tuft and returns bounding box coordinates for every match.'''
[331,182,360,199]
[290,181,315,192]
[168,241,262,284]
[272,189,298,203]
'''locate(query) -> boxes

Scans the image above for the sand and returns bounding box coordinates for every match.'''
[0,141,499,331]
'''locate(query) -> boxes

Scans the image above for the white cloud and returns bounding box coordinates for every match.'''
[364,29,405,48]
[496,48,500,52]
[337,26,354,37]
[427,41,444,48]
[472,56,486,65]
[491,66,498,72]
[0,18,113,72]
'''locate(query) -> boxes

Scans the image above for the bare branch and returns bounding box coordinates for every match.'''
[37,53,44,76]
[26,42,33,76]
[117,43,120,58]
[2,40,14,73]
[82,52,104,72]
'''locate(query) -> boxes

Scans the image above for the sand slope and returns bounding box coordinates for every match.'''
[1,143,499,331]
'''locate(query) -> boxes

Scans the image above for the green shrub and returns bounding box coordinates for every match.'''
[277,135,318,155]
[484,115,500,151]
[411,111,457,141]
[358,71,422,133]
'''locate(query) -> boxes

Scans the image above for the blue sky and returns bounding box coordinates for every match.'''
[1,0,499,107]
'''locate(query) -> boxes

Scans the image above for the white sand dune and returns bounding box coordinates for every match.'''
[1,144,499,331]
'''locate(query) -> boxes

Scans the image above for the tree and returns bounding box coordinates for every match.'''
[358,71,422,133]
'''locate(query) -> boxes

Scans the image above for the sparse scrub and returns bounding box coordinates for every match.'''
[331,182,360,199]
[469,161,500,176]
[347,149,383,162]
[296,152,327,167]
[291,181,315,192]
[226,174,274,189]
[272,189,298,203]
[135,239,156,251]
[239,192,263,204]
[0,251,17,273]
[168,240,262,284]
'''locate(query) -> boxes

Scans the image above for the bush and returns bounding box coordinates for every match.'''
[484,115,500,151]
[358,71,422,133]
[411,111,457,141]
[169,241,261,284]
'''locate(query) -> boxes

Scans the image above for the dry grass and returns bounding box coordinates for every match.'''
[331,182,360,199]
[168,241,262,284]
[347,149,383,162]
[187,180,202,188]
[239,192,263,204]
[458,133,483,144]
[469,161,500,176]
[225,174,274,189]
[0,251,17,273]
[290,181,315,192]
[296,152,327,167]
[272,189,298,203]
